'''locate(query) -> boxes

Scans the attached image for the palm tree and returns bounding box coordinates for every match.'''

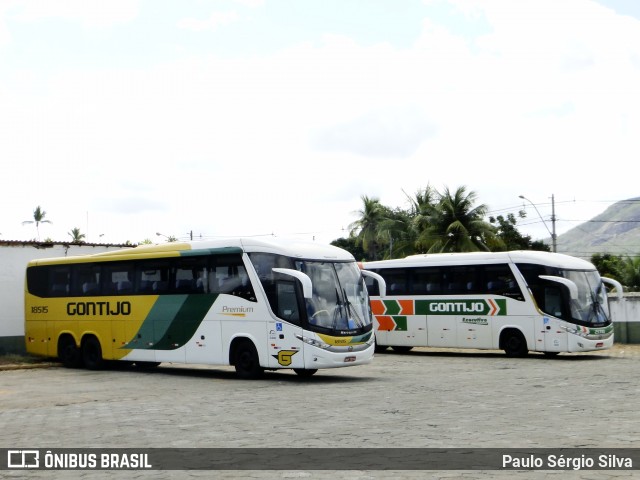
[22,206,52,240]
[349,195,387,260]
[378,207,416,258]
[417,186,498,253]
[68,227,86,243]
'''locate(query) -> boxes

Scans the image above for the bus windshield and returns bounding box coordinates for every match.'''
[563,269,610,324]
[300,260,371,334]
[249,253,372,335]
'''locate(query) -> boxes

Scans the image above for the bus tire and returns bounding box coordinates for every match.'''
[233,340,264,380]
[294,368,318,377]
[82,336,105,370]
[135,361,161,370]
[391,346,413,353]
[374,341,389,353]
[58,335,82,368]
[501,330,528,357]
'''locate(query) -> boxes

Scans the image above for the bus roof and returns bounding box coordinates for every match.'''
[362,250,596,271]
[27,237,355,266]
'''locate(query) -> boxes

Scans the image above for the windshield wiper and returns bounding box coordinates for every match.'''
[343,288,364,328]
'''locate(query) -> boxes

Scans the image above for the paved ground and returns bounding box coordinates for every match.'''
[1,344,639,479]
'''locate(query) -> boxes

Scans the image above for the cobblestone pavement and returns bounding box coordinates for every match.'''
[1,344,639,479]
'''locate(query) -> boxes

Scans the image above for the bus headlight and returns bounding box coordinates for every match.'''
[295,334,331,350]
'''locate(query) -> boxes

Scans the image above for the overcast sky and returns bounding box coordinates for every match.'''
[1,0,639,247]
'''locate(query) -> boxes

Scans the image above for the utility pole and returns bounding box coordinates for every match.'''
[518,194,557,253]
[551,194,557,253]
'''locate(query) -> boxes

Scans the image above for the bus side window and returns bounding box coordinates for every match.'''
[211,255,256,301]
[101,263,134,295]
[364,274,379,296]
[48,266,71,297]
[544,287,563,317]
[73,264,101,296]
[26,266,48,298]
[173,257,207,294]
[484,264,524,301]
[381,269,407,296]
[136,260,170,295]
[276,282,300,323]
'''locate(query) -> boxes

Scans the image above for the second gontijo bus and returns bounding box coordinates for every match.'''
[362,251,623,357]
[25,238,379,378]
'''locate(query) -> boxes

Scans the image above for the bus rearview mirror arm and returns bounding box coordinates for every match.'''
[539,275,579,301]
[361,270,386,297]
[272,268,313,299]
[602,277,624,299]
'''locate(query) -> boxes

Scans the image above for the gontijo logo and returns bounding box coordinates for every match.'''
[371,299,507,317]
[371,299,507,332]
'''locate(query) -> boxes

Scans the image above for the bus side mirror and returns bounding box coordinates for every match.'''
[539,275,578,301]
[272,268,313,299]
[361,270,387,297]
[602,277,624,299]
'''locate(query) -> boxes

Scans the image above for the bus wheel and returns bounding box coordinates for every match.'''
[82,336,105,370]
[135,361,161,370]
[233,341,264,380]
[58,335,82,368]
[502,330,528,358]
[374,342,389,353]
[294,368,318,377]
[391,346,413,353]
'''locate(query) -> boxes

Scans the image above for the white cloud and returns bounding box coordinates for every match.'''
[11,0,140,28]
[178,11,240,32]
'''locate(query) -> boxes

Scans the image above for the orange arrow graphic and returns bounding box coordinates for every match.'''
[376,315,396,331]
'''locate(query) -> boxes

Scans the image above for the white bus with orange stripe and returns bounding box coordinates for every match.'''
[361,251,622,357]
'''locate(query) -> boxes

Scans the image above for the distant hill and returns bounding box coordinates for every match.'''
[556,198,640,259]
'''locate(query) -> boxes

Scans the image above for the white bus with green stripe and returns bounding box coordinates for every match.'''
[362,251,622,357]
[24,238,376,378]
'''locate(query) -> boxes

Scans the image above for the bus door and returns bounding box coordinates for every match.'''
[535,285,568,352]
[456,298,497,349]
[265,280,306,370]
[266,318,306,370]
[426,312,457,347]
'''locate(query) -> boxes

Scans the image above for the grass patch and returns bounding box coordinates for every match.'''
[0,353,51,365]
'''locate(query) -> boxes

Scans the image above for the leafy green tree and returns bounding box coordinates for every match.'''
[490,213,550,252]
[22,206,52,240]
[68,227,86,243]
[331,236,366,261]
[591,253,624,285]
[416,186,498,253]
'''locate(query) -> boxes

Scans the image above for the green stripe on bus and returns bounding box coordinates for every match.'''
[393,316,407,331]
[123,294,218,351]
[383,300,401,315]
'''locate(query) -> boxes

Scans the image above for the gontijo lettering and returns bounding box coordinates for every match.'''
[67,301,131,316]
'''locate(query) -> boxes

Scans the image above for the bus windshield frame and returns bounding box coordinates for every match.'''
[249,253,372,336]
